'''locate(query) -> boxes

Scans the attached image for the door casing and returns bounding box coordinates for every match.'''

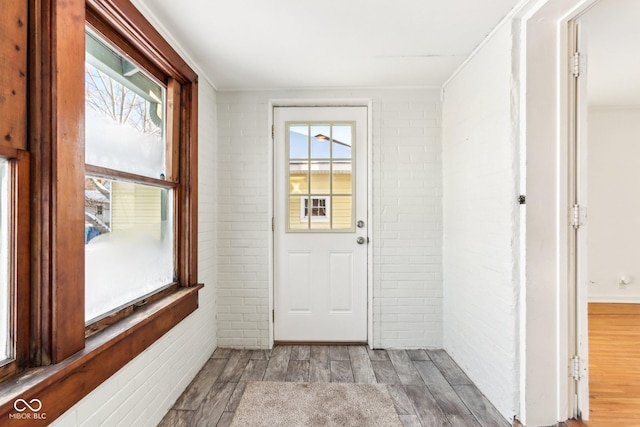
[267,99,373,348]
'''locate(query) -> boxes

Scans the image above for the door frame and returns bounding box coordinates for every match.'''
[520,0,599,423]
[267,99,373,348]
[569,0,604,419]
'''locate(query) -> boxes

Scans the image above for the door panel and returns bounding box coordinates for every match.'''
[274,106,367,342]
[329,252,353,312]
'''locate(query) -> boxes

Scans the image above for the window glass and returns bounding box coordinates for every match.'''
[84,177,174,321]
[0,160,10,361]
[332,125,352,158]
[287,123,354,231]
[310,125,331,158]
[84,29,175,322]
[85,31,166,180]
[289,126,308,159]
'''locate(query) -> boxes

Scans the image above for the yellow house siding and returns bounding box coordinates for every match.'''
[332,196,352,229]
[288,171,352,230]
[111,181,163,239]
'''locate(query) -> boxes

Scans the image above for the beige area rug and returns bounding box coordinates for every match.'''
[229,381,403,427]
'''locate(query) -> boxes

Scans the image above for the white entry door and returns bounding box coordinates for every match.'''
[274,106,368,342]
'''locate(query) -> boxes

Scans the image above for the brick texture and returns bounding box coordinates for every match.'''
[216,89,443,350]
[442,23,519,420]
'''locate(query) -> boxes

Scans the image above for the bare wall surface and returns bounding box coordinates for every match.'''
[215,89,443,350]
[587,107,640,303]
[442,22,519,422]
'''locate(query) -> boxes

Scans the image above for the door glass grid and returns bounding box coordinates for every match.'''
[287,122,354,231]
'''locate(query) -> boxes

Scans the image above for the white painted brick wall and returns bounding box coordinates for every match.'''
[52,80,219,427]
[216,89,442,349]
[442,22,518,421]
[217,97,271,348]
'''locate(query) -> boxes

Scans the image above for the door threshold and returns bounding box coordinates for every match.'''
[274,341,368,346]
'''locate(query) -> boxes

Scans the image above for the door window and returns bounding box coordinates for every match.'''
[287,123,354,232]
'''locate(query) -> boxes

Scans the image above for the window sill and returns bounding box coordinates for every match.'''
[0,285,202,425]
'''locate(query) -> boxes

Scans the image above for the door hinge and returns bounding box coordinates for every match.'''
[272,217,274,231]
[571,355,581,381]
[271,125,274,140]
[572,204,581,229]
[272,309,275,323]
[572,52,581,78]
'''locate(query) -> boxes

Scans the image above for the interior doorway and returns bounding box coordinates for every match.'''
[572,0,640,422]
[273,106,369,343]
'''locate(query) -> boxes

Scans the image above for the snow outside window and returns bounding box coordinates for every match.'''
[84,29,174,323]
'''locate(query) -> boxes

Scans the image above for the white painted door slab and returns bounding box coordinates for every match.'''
[274,106,368,342]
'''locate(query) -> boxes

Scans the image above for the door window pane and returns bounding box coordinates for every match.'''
[332,125,353,158]
[85,177,174,322]
[310,125,331,158]
[289,126,308,159]
[332,160,352,195]
[0,160,10,361]
[289,196,307,230]
[310,160,330,194]
[85,31,166,180]
[332,196,353,230]
[289,160,308,194]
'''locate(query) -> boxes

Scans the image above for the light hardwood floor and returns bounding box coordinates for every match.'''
[586,303,640,426]
[158,346,510,427]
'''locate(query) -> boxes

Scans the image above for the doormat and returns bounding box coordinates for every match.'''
[229,381,402,427]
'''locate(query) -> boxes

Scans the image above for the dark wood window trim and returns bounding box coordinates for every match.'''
[0,0,31,384]
[0,0,200,423]
[0,286,202,423]
[0,149,30,384]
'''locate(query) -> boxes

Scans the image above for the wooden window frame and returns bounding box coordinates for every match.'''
[0,150,30,383]
[0,0,31,385]
[0,0,201,423]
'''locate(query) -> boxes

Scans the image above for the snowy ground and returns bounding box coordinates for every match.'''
[85,230,173,322]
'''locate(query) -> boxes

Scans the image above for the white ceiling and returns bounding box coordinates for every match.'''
[135,0,523,91]
[582,0,640,106]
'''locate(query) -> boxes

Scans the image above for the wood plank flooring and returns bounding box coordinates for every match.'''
[586,303,640,426]
[159,345,509,427]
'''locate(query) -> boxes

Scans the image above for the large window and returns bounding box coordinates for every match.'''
[0,0,199,422]
[84,30,175,323]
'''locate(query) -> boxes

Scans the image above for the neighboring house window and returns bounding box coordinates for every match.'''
[0,0,200,421]
[301,197,330,222]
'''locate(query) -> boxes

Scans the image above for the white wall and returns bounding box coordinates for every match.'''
[52,79,219,427]
[521,0,597,424]
[442,22,519,422]
[588,107,640,303]
[216,88,443,349]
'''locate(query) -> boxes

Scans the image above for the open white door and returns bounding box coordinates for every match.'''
[273,106,368,342]
[572,19,590,420]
